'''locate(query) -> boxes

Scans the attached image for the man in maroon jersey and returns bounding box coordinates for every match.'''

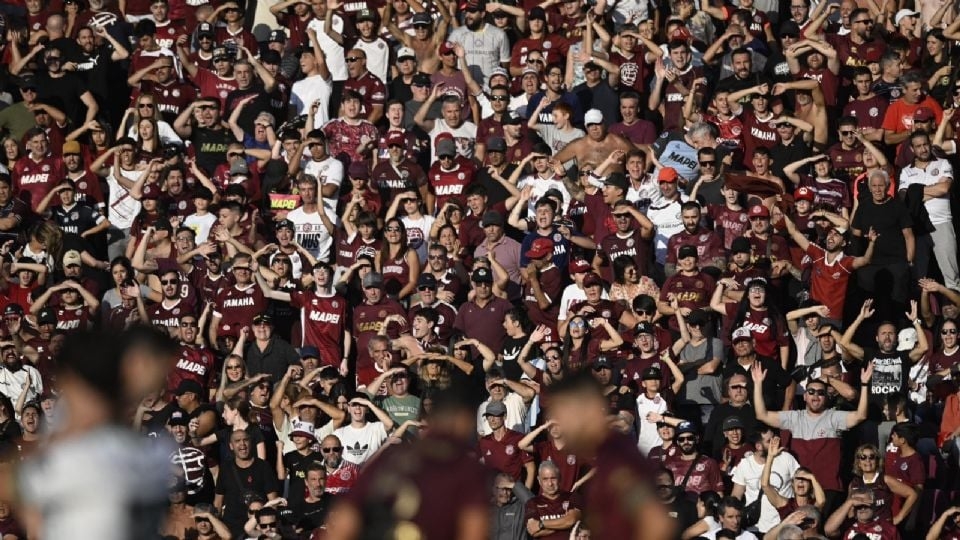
[665,201,726,276]
[546,371,675,539]
[658,245,716,332]
[648,40,703,132]
[29,281,99,335]
[825,488,901,539]
[148,0,185,49]
[165,313,216,399]
[178,45,239,108]
[453,267,514,352]
[128,55,198,124]
[523,460,582,539]
[343,48,386,124]
[407,273,457,343]
[842,67,887,143]
[13,128,65,211]
[148,268,198,336]
[370,130,429,211]
[352,272,406,387]
[664,421,724,496]
[257,262,351,376]
[743,205,790,265]
[728,82,780,167]
[521,237,563,338]
[210,254,266,349]
[428,137,476,210]
[478,400,534,486]
[594,198,654,282]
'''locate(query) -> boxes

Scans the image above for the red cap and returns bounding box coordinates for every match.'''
[434,132,454,146]
[914,107,935,122]
[658,167,679,183]
[568,258,591,274]
[794,187,816,202]
[141,183,162,200]
[439,41,455,55]
[524,237,554,259]
[582,273,603,288]
[386,130,405,146]
[670,26,692,41]
[748,205,770,218]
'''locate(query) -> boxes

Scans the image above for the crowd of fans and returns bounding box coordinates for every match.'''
[2,0,960,537]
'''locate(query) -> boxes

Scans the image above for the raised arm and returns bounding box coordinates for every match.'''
[751,362,782,428]
[839,299,873,361]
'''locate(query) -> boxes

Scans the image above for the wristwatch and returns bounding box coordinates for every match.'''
[538,520,545,531]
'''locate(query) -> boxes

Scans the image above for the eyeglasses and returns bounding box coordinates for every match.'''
[853,19,873,25]
[417,286,436,292]
[138,103,154,109]
[345,56,363,63]
[840,131,855,136]
[699,161,715,166]
[386,227,401,232]
[943,328,958,335]
[569,320,585,328]
[490,95,508,101]
[194,518,210,524]
[806,388,827,396]
[677,436,696,442]
[161,279,179,285]
[428,254,444,260]
[259,522,278,529]
[729,384,748,391]
[858,453,878,460]
[180,321,198,327]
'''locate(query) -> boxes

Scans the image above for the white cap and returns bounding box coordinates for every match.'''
[897,327,918,351]
[894,9,919,25]
[397,47,416,60]
[732,326,753,342]
[584,108,603,125]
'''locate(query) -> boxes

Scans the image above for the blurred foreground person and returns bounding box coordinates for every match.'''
[1,327,177,539]
[326,386,490,540]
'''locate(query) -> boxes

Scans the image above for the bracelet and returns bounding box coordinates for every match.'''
[913,319,922,326]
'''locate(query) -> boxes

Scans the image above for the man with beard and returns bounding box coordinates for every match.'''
[663,422,724,496]
[289,463,336,532]
[258,263,350,374]
[753,361,871,506]
[415,91,478,161]
[148,268,198,336]
[783,213,875,322]
[214,430,280,535]
[168,409,216,505]
[526,63,583,128]
[165,314,216,399]
[665,202,725,276]
[546,372,674,539]
[0,342,42,404]
[371,131,429,211]
[419,243,464,305]
[62,142,106,213]
[321,434,359,495]
[14,46,99,127]
[490,471,535,540]
[730,429,800,533]
[69,25,130,113]
[713,44,763,96]
[447,0,509,85]
[554,110,634,175]
[840,300,927,420]
[900,130,959,291]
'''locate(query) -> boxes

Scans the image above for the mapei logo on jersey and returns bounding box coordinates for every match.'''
[19,174,51,185]
[176,358,209,375]
[309,311,340,323]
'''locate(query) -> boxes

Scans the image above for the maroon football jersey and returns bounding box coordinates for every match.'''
[166,344,216,397]
[478,429,533,480]
[148,298,196,334]
[52,305,93,334]
[598,228,650,282]
[428,157,477,210]
[707,205,749,250]
[664,453,724,495]
[290,290,350,368]
[214,284,266,337]
[191,69,239,108]
[13,154,66,210]
[352,298,406,385]
[524,491,584,540]
[533,439,583,492]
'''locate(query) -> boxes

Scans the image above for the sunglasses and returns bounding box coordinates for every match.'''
[569,321,586,328]
[699,161,715,166]
[729,384,748,391]
[546,355,561,360]
[943,328,958,335]
[161,279,179,285]
[857,453,877,460]
[321,446,343,453]
[138,103,154,108]
[226,364,243,369]
[438,154,455,160]
[853,504,873,511]
[385,226,401,232]
[840,131,855,136]
[180,321,198,327]
[490,95,509,101]
[677,436,696,442]
[259,522,278,529]
[228,152,244,158]
[806,388,826,396]
[197,104,218,110]
[527,58,544,64]
[579,170,593,176]
[345,56,363,63]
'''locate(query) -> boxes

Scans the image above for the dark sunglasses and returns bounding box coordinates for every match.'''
[227,151,244,158]
[729,384,748,390]
[321,446,343,453]
[857,453,877,460]
[180,321,198,327]
[943,328,958,335]
[161,279,179,285]
[345,56,363,63]
[677,436,696,442]
[840,131,855,136]
[699,161,715,166]
[806,388,826,396]
[138,103,154,108]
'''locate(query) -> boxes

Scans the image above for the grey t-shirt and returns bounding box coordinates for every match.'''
[678,337,723,405]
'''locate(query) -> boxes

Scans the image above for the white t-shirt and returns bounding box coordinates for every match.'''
[517,175,571,215]
[731,452,799,533]
[401,213,436,263]
[354,38,390,87]
[182,212,217,244]
[106,166,144,230]
[302,155,344,211]
[333,421,387,465]
[636,393,667,456]
[428,119,478,161]
[287,202,337,262]
[477,393,528,436]
[291,74,334,128]
[899,158,953,224]
[306,17,347,81]
[647,196,689,265]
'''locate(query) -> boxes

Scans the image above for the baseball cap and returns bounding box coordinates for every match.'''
[3,304,23,317]
[412,12,432,25]
[212,46,231,61]
[192,186,214,201]
[894,9,919,25]
[289,425,318,443]
[730,237,751,254]
[439,41,455,55]
[197,22,215,37]
[502,113,524,126]
[635,322,656,336]
[748,205,770,218]
[62,140,81,155]
[676,421,697,435]
[603,173,629,192]
[582,273,603,288]
[897,327,918,351]
[568,259,591,274]
[732,327,753,343]
[412,72,432,86]
[436,138,457,158]
[300,345,320,360]
[62,250,82,267]
[267,29,286,42]
[779,20,801,37]
[397,47,416,61]
[722,416,745,431]
[175,379,203,396]
[914,107,935,122]
[348,161,369,180]
[486,136,507,153]
[386,131,406,146]
[525,237,554,259]
[584,109,603,125]
[794,186,816,202]
[484,400,507,416]
[529,6,547,20]
[641,367,662,381]
[230,160,250,176]
[356,8,376,21]
[168,409,190,426]
[276,219,295,231]
[417,273,438,289]
[658,167,679,183]
[677,245,698,259]
[260,50,282,65]
[252,313,273,326]
[362,272,384,289]
[38,307,57,325]
[481,210,504,227]
[472,267,493,283]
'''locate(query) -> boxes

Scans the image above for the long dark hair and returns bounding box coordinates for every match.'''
[562,315,592,370]
[731,280,784,341]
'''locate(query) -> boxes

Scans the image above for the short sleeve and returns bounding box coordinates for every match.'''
[777,410,800,432]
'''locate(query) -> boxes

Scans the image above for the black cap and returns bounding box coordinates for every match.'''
[192,186,214,201]
[3,304,23,317]
[593,355,613,370]
[635,322,656,336]
[417,273,438,289]
[471,267,493,283]
[641,367,662,381]
[260,50,282,65]
[268,29,287,42]
[197,22,215,37]
[677,245,698,259]
[502,113,524,125]
[486,136,506,153]
[276,219,295,231]
[252,313,273,325]
[722,416,745,431]
[529,6,546,20]
[730,237,752,254]
[175,379,203,396]
[37,307,57,325]
[411,72,432,87]
[168,408,190,426]
[17,76,37,90]
[780,20,801,37]
[603,173,629,192]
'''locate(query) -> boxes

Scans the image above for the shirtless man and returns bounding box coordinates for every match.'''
[383,7,452,74]
[553,109,635,174]
[774,79,828,148]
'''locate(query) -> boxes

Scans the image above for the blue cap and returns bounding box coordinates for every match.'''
[300,346,320,360]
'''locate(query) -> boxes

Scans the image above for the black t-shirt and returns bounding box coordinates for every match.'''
[191,127,236,175]
[215,458,280,533]
[35,71,90,127]
[862,348,910,420]
[850,197,912,264]
[282,450,323,507]
[214,425,266,466]
[289,494,337,531]
[722,356,791,410]
[500,334,528,382]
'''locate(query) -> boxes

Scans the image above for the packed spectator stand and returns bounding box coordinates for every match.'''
[1,0,960,538]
